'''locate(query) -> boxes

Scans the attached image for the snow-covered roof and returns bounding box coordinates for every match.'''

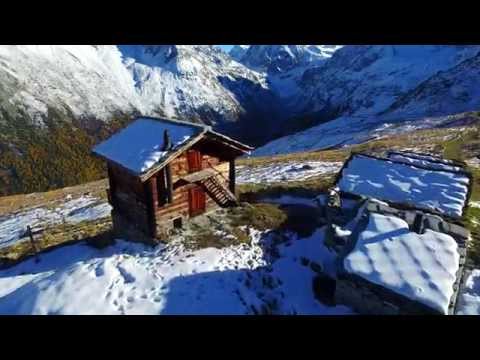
[387,151,465,173]
[337,154,470,218]
[93,117,204,174]
[344,212,460,314]
[93,117,252,177]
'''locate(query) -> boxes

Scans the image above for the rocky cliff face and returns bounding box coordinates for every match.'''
[0,45,284,194]
[0,45,280,132]
[253,45,480,157]
[381,51,480,118]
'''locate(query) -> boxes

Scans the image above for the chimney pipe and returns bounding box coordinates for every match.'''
[163,130,172,151]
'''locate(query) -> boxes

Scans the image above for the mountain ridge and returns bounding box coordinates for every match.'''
[1,45,480,195]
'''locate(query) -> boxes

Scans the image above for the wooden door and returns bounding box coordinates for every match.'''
[187,150,202,173]
[189,186,206,217]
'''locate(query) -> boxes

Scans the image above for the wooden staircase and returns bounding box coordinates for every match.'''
[198,176,238,207]
[180,161,238,208]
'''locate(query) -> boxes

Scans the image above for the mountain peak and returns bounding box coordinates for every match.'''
[238,45,342,73]
[229,45,250,61]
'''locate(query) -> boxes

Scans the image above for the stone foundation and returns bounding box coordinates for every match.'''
[155,214,188,241]
[335,273,442,315]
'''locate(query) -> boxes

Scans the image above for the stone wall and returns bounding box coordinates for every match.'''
[111,209,157,245]
[335,273,442,315]
[366,200,470,243]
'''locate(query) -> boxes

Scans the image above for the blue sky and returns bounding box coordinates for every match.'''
[216,45,233,52]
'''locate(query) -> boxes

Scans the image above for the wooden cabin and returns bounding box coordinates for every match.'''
[92,117,253,243]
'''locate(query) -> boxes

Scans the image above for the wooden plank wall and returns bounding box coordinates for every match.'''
[153,151,230,236]
[108,163,150,232]
[108,144,234,241]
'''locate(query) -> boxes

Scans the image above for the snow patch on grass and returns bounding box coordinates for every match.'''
[0,195,111,249]
[252,113,475,158]
[237,161,342,184]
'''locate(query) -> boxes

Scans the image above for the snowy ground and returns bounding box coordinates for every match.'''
[236,161,342,184]
[0,221,353,315]
[0,195,111,249]
[456,270,480,315]
[0,157,475,314]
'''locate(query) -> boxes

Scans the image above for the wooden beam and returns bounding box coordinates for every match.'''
[144,177,157,238]
[180,168,216,183]
[107,164,117,207]
[165,164,173,204]
[151,175,158,210]
[205,130,254,152]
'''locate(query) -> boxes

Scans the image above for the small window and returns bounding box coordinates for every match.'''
[173,217,183,229]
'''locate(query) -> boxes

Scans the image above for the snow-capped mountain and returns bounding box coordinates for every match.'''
[229,45,249,62]
[3,45,477,151]
[0,45,278,130]
[382,51,480,118]
[0,45,140,125]
[253,45,480,156]
[0,45,284,195]
[293,45,480,118]
[2,44,480,194]
[238,45,341,74]
[230,45,343,111]
[118,45,281,129]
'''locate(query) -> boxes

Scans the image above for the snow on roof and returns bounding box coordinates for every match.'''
[93,118,205,174]
[387,151,464,173]
[391,151,458,165]
[337,154,470,218]
[344,212,460,314]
